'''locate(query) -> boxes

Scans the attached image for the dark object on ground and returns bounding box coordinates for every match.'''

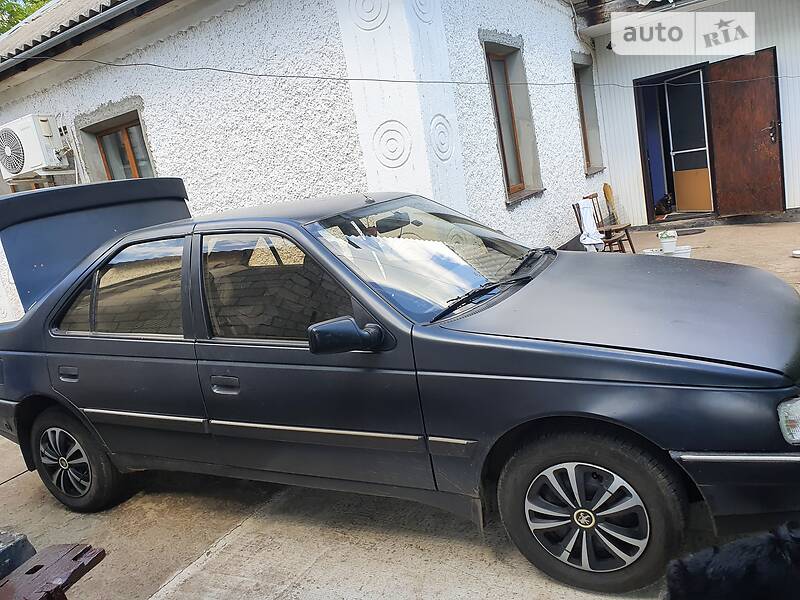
[0,544,105,600]
[654,193,674,215]
[666,523,800,600]
[0,532,35,580]
[2,179,800,594]
[677,228,705,237]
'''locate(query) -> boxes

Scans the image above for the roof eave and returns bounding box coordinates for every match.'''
[576,0,735,38]
[0,0,174,83]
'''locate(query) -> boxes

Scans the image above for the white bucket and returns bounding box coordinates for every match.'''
[660,238,678,253]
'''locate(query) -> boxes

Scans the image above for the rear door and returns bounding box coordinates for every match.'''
[47,232,213,465]
[708,47,785,216]
[191,226,434,490]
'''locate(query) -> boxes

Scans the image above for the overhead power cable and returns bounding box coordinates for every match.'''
[2,54,798,90]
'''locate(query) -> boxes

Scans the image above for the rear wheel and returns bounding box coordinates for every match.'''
[498,431,687,593]
[31,407,124,512]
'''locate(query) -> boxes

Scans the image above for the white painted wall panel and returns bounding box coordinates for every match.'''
[595,0,800,225]
[440,0,610,247]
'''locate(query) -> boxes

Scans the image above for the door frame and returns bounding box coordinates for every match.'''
[663,69,715,213]
[634,61,715,223]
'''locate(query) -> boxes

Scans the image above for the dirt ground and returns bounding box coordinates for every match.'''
[2,221,799,599]
[630,221,800,292]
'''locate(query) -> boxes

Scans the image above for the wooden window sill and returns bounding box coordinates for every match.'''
[585,166,606,177]
[506,187,546,206]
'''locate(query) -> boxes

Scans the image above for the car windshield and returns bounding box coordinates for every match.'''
[306,196,532,322]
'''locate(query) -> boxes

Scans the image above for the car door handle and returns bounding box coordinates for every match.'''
[210,375,240,395]
[58,366,79,382]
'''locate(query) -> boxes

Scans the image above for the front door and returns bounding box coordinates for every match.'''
[708,47,785,216]
[192,229,434,490]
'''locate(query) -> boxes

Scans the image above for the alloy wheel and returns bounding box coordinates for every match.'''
[525,462,649,573]
[39,427,92,498]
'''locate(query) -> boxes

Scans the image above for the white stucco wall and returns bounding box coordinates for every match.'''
[0,0,367,320]
[594,0,800,226]
[441,0,609,247]
[0,0,609,321]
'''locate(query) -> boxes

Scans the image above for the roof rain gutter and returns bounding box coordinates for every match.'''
[0,0,170,81]
[579,0,734,37]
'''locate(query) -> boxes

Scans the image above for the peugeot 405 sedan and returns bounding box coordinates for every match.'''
[1,178,799,592]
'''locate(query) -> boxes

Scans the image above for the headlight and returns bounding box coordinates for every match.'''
[778,398,800,444]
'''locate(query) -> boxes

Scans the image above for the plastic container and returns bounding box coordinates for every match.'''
[642,246,692,258]
[671,246,692,258]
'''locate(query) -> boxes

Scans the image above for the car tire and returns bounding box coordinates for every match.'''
[30,407,125,512]
[497,431,687,593]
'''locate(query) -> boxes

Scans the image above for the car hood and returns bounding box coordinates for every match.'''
[442,251,800,379]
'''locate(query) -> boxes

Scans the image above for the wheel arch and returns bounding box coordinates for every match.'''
[480,415,703,508]
[14,393,110,470]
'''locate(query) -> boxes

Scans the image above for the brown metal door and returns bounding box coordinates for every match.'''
[708,48,785,216]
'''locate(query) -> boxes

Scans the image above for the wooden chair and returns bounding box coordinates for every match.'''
[582,188,636,253]
[572,201,627,253]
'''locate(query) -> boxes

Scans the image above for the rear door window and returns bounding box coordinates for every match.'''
[57,238,185,336]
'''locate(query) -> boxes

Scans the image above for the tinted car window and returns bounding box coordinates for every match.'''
[93,238,184,336]
[203,233,352,340]
[58,281,92,332]
[58,238,184,335]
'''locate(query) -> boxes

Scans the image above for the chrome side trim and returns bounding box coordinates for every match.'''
[428,436,475,445]
[83,408,205,424]
[427,436,478,458]
[209,419,421,441]
[672,452,800,463]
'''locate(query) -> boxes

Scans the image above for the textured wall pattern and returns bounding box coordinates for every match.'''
[0,0,608,321]
[0,0,367,321]
[441,0,608,248]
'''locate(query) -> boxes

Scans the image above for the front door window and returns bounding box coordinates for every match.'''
[202,233,353,341]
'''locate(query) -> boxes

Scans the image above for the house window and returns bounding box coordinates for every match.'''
[485,43,543,202]
[97,121,154,180]
[573,54,604,174]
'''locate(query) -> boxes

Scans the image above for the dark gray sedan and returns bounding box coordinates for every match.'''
[0,178,799,593]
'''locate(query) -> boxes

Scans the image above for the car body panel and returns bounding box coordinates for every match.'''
[444,251,800,381]
[413,325,796,497]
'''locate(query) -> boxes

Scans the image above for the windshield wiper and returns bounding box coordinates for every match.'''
[431,275,532,323]
[508,246,557,277]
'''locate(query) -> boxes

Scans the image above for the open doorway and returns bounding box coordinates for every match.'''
[634,48,786,224]
[635,65,714,223]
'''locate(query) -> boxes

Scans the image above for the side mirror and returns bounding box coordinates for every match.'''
[308,317,384,354]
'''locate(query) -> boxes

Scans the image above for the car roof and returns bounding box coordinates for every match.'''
[196,192,411,226]
[130,191,414,238]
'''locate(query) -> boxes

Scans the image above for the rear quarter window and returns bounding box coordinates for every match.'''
[57,238,185,336]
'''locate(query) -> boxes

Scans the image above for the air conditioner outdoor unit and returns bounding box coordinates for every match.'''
[0,114,70,181]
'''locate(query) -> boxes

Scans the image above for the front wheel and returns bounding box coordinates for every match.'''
[498,431,687,593]
[31,407,125,512]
